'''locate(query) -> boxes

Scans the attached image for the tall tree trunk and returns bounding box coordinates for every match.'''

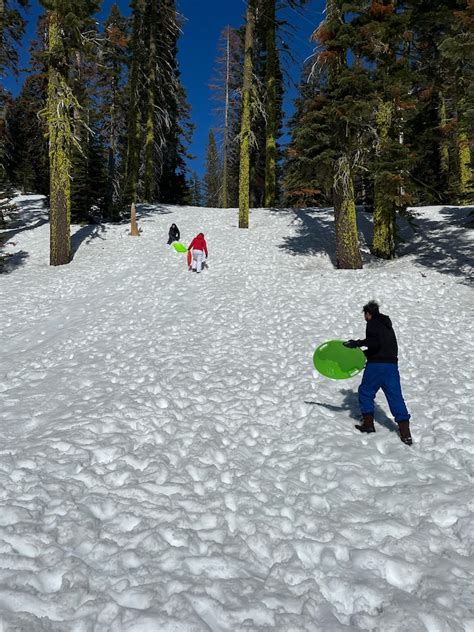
[372,176,396,259]
[221,27,231,209]
[264,0,278,207]
[106,67,118,218]
[456,128,472,204]
[106,44,124,220]
[47,11,72,266]
[0,106,8,229]
[333,155,362,269]
[323,0,362,267]
[239,0,255,229]
[125,0,145,204]
[449,102,473,204]
[144,0,157,202]
[372,100,396,259]
[438,91,450,197]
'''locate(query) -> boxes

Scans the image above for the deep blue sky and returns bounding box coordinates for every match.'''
[6,1,325,177]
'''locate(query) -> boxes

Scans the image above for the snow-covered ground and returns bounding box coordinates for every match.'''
[0,196,473,631]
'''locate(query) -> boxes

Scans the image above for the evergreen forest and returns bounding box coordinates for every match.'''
[1,0,473,268]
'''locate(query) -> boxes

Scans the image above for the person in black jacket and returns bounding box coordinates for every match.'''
[344,301,412,445]
[167,223,180,245]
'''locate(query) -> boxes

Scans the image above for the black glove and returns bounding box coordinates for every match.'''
[343,340,358,349]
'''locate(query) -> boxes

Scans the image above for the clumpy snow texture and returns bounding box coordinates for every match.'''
[1,197,473,631]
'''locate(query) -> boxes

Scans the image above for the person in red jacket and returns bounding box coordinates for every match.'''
[188,232,208,273]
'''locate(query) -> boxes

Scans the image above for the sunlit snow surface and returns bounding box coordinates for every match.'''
[1,197,473,631]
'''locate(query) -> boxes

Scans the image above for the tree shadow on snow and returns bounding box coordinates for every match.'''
[354,209,379,249]
[0,249,29,273]
[275,205,473,284]
[275,207,373,266]
[71,224,108,258]
[0,215,48,242]
[306,387,397,433]
[71,204,174,256]
[397,206,473,285]
[136,203,173,220]
[276,208,338,265]
[1,197,46,272]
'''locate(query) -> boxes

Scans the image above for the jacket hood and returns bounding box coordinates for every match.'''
[197,233,204,238]
[375,313,392,329]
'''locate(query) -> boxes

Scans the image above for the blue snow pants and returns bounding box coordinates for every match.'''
[358,362,410,423]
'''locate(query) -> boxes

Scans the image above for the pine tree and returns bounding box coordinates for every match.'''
[204,130,221,207]
[310,0,369,268]
[7,74,49,194]
[0,0,29,228]
[406,0,468,204]
[224,29,244,208]
[98,3,129,220]
[348,0,414,259]
[125,0,191,206]
[241,0,308,209]
[44,9,74,264]
[6,15,49,196]
[244,3,281,209]
[239,0,256,228]
[221,27,240,208]
[124,0,145,205]
[220,27,233,209]
[284,68,328,207]
[263,0,279,207]
[187,171,202,206]
[159,84,193,206]
[0,91,15,229]
[250,3,273,208]
[156,0,193,205]
[261,0,308,207]
[210,26,242,208]
[143,0,158,202]
[438,0,474,203]
[67,5,108,224]
[289,0,472,228]
[0,1,28,75]
[40,0,100,265]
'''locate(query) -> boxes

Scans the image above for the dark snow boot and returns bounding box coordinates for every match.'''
[355,413,375,434]
[398,420,412,446]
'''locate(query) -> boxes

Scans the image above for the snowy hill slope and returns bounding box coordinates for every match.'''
[0,197,473,631]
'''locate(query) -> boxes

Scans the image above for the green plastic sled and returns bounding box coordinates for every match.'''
[313,339,366,380]
[173,242,188,253]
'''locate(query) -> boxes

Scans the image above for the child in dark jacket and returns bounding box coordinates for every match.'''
[344,301,412,445]
[167,224,180,244]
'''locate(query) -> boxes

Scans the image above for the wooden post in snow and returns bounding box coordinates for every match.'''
[130,202,140,236]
